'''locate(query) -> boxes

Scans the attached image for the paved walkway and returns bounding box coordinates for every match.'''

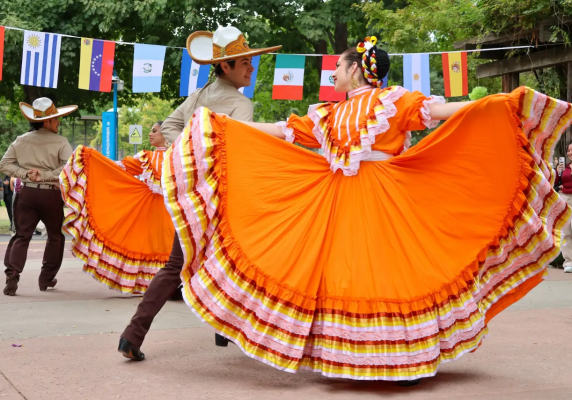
[1,240,572,399]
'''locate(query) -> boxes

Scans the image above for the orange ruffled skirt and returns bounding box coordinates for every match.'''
[163,87,572,380]
[60,146,174,294]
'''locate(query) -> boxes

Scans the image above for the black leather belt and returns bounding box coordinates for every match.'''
[22,182,60,190]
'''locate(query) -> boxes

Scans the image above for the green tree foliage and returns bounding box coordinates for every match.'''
[478,0,572,40]
[0,0,370,118]
[87,97,175,157]
[0,100,29,157]
[0,0,233,112]
[361,0,564,142]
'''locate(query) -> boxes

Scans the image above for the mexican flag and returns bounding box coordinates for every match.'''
[319,55,346,102]
[272,55,305,100]
[442,52,468,97]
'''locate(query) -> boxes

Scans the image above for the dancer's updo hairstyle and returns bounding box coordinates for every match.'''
[343,36,390,88]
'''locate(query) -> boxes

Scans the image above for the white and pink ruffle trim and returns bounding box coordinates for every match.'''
[275,121,295,143]
[421,95,446,129]
[133,151,163,195]
[308,86,408,177]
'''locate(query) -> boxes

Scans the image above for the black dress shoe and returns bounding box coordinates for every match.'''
[118,337,145,361]
[397,379,422,387]
[215,333,230,347]
[39,278,57,291]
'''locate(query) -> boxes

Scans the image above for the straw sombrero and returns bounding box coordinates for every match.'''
[187,26,282,65]
[19,98,78,122]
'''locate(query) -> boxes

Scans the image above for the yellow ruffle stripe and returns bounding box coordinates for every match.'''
[163,89,572,380]
[60,146,168,294]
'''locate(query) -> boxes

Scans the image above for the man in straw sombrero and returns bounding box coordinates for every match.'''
[118,26,281,361]
[0,97,76,296]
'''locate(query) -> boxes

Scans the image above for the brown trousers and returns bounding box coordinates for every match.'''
[121,234,184,347]
[4,186,65,284]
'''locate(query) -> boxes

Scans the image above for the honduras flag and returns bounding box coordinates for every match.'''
[403,53,431,97]
[179,50,210,97]
[238,55,260,99]
[132,44,166,93]
[20,31,61,88]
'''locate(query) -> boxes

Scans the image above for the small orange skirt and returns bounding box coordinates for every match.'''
[162,87,572,380]
[60,147,174,294]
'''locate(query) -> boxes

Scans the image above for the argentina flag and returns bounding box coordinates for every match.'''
[403,53,431,97]
[132,44,166,93]
[20,31,61,88]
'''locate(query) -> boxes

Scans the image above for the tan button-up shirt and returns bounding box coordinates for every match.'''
[0,128,72,185]
[161,77,254,145]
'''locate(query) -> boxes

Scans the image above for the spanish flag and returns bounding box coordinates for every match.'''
[442,52,468,97]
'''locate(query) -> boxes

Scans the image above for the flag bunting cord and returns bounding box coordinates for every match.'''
[0,25,546,55]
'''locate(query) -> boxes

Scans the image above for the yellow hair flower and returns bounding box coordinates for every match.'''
[370,36,378,45]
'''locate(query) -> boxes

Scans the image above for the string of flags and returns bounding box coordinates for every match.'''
[1,27,514,101]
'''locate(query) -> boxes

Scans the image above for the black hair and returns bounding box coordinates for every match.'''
[29,121,44,131]
[154,121,163,127]
[214,60,236,77]
[342,42,390,87]
[342,47,362,70]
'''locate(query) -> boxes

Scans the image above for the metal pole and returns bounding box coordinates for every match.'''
[134,144,137,154]
[113,75,118,161]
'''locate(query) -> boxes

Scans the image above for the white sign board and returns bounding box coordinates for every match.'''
[129,125,143,145]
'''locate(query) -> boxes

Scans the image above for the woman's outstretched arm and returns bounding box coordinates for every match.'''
[238,121,286,139]
[429,101,475,120]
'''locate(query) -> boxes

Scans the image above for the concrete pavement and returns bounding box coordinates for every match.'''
[1,240,572,399]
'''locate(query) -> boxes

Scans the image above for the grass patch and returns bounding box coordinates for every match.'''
[0,219,11,235]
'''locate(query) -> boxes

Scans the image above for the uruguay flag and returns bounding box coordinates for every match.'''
[238,55,260,99]
[133,44,166,93]
[179,50,210,97]
[403,53,431,97]
[20,31,61,88]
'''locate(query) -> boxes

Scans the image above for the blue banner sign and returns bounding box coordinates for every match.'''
[101,111,117,160]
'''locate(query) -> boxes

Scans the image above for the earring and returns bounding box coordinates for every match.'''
[351,75,359,89]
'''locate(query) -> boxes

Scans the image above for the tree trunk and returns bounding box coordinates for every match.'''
[22,86,58,104]
[313,39,328,73]
[334,22,348,54]
[23,85,43,104]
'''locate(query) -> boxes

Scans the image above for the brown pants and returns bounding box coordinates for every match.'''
[121,234,183,347]
[4,186,65,284]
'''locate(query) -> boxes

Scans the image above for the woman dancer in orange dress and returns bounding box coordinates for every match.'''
[61,122,174,294]
[162,35,572,382]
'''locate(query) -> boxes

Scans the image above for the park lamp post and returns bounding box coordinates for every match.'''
[111,70,124,160]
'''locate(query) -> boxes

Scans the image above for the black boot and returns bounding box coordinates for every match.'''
[168,286,184,301]
[118,337,145,361]
[397,379,421,387]
[39,278,57,291]
[3,276,18,296]
[215,333,230,347]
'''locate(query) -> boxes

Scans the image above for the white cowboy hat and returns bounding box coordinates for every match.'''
[19,97,78,122]
[187,26,282,65]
